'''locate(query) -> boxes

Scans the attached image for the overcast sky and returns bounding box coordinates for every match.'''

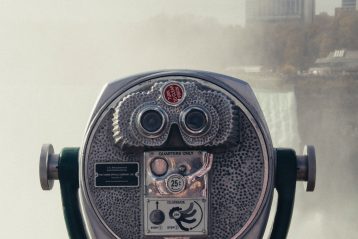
[0,0,343,26]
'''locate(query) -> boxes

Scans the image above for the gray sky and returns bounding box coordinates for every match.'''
[0,0,342,26]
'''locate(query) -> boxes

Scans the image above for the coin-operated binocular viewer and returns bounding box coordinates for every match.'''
[39,70,316,239]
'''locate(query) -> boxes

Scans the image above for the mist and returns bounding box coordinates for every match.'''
[0,1,357,238]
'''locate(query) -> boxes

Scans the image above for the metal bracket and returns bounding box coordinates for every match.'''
[39,144,88,239]
[271,145,317,239]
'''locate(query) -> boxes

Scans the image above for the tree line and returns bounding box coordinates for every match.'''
[245,11,358,73]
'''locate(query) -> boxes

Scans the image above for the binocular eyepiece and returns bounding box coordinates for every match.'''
[39,70,316,239]
[136,105,211,138]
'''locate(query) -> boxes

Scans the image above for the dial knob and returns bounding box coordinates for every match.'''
[150,209,165,225]
[150,157,169,177]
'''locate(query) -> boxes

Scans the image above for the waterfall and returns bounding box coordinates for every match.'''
[254,88,301,151]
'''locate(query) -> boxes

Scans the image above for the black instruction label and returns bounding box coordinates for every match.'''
[95,163,139,187]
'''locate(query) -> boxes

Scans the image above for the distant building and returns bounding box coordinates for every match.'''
[308,49,358,75]
[336,0,357,15]
[342,0,357,9]
[335,6,357,17]
[246,0,315,25]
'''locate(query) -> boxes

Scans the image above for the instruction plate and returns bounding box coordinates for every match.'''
[95,163,139,187]
[144,198,208,236]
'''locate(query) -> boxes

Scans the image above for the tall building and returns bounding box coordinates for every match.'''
[246,0,315,24]
[335,0,357,17]
[342,0,357,9]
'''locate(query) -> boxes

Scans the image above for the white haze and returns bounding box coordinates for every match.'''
[0,1,355,238]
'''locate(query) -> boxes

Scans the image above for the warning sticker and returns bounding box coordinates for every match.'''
[95,163,139,187]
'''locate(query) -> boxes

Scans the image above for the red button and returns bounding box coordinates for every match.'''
[162,82,185,105]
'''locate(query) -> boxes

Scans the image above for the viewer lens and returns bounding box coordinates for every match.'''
[140,109,164,133]
[185,108,207,132]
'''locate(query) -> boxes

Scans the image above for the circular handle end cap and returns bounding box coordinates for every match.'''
[39,144,55,190]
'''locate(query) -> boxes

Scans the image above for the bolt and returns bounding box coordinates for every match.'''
[178,165,186,174]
